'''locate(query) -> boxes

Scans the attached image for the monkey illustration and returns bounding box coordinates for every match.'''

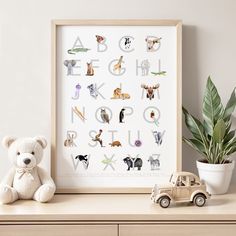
[92,129,105,147]
[119,108,125,123]
[86,62,94,76]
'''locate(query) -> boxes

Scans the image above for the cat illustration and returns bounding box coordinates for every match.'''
[86,62,94,76]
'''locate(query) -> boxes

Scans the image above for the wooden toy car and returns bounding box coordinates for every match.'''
[151,172,211,208]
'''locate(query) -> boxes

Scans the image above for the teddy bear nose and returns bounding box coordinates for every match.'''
[23,158,31,165]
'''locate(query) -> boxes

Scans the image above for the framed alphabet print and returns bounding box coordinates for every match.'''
[51,20,182,193]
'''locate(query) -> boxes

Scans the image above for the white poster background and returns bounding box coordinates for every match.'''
[56,25,177,189]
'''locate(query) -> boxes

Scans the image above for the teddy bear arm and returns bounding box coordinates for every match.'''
[0,168,18,204]
[37,167,56,189]
[0,167,16,186]
[33,167,56,203]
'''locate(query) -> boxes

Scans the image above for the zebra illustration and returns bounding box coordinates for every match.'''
[148,155,160,170]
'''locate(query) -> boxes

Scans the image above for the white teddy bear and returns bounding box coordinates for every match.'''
[0,136,56,204]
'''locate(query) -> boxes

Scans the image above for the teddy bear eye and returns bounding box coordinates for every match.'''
[31,151,35,155]
[17,152,20,155]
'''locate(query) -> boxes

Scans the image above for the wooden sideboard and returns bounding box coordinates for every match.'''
[1,187,236,236]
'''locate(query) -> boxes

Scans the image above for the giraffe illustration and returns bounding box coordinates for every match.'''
[113,56,123,74]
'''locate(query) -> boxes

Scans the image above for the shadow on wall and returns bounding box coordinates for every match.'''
[182,25,236,183]
[230,115,236,182]
[182,25,201,174]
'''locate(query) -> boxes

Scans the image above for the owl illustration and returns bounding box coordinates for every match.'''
[100,109,110,124]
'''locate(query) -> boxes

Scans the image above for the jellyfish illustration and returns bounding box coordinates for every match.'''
[72,83,81,100]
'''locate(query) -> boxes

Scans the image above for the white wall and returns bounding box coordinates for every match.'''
[0,0,236,182]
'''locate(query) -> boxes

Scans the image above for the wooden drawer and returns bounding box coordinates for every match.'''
[119,224,236,236]
[0,225,117,236]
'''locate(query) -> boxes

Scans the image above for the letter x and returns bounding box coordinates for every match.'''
[103,154,115,171]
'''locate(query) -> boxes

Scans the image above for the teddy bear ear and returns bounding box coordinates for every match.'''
[34,136,47,149]
[2,136,17,149]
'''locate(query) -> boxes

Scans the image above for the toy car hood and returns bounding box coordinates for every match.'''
[153,183,173,193]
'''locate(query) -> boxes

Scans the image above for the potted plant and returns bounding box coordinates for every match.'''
[183,77,236,194]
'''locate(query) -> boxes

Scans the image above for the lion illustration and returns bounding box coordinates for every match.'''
[111,88,130,100]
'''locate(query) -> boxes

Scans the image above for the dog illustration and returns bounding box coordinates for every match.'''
[145,37,161,51]
[113,56,123,74]
[75,154,89,169]
[141,84,160,100]
[123,157,143,171]
[109,141,122,147]
[148,156,160,170]
[111,88,130,100]
[86,62,94,76]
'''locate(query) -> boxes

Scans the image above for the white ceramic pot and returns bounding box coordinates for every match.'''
[196,160,235,195]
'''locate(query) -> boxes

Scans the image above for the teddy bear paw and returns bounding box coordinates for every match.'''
[0,185,15,204]
[34,184,55,203]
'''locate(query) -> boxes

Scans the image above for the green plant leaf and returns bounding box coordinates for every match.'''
[225,121,232,134]
[223,130,236,144]
[213,119,226,143]
[182,137,207,157]
[224,137,236,152]
[183,107,209,148]
[226,146,236,156]
[223,87,236,121]
[203,77,224,136]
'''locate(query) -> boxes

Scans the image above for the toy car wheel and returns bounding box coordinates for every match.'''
[194,194,206,207]
[159,196,170,208]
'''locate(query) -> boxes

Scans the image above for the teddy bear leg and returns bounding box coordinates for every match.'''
[0,185,18,204]
[33,184,55,203]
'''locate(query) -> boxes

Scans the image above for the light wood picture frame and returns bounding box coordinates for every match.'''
[51,20,182,193]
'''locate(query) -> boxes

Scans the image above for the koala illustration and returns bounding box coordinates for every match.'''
[87,84,98,99]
